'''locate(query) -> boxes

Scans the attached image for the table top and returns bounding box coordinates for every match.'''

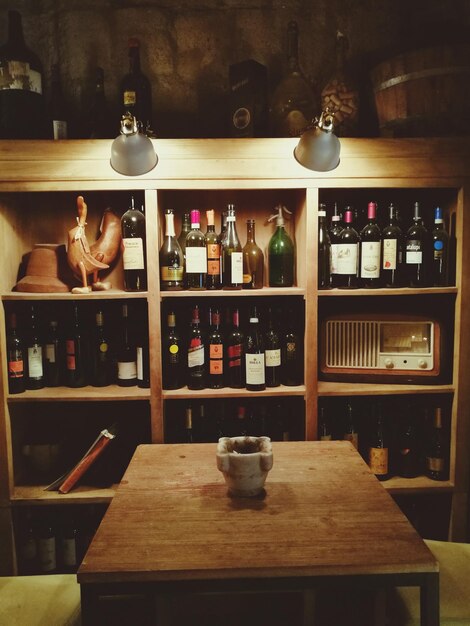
[78,441,438,584]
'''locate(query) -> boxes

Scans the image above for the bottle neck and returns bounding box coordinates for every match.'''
[165,212,176,237]
[129,45,141,73]
[367,202,377,222]
[287,21,300,72]
[246,220,256,243]
[434,408,443,429]
[206,209,215,231]
[232,309,240,328]
[8,10,25,47]
[167,312,176,328]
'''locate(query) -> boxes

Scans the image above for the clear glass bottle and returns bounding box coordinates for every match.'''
[205,209,221,289]
[177,212,191,289]
[267,205,295,287]
[242,219,264,289]
[270,20,317,137]
[159,209,184,291]
[222,204,243,289]
[185,209,207,290]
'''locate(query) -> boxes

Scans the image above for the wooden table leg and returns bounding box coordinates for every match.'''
[80,584,99,626]
[420,573,439,626]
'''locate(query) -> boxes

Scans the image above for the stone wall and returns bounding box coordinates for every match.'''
[1,0,469,137]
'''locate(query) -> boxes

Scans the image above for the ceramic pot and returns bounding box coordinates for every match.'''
[216,436,273,497]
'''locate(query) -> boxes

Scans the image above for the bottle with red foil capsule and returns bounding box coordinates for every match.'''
[205,209,221,289]
[335,207,360,288]
[6,311,25,394]
[359,201,382,288]
[226,307,244,388]
[207,308,225,388]
[187,305,205,389]
[65,303,87,388]
[185,210,207,290]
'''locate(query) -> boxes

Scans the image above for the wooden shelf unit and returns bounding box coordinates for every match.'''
[0,137,468,576]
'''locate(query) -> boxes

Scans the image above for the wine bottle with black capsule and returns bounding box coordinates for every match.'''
[425,407,447,481]
[359,201,381,288]
[244,307,265,391]
[222,204,243,289]
[281,310,303,386]
[90,309,111,387]
[116,304,137,387]
[162,311,184,390]
[185,210,207,290]
[226,308,244,389]
[44,318,61,387]
[431,207,449,287]
[264,307,282,387]
[405,201,430,288]
[65,303,88,388]
[159,209,184,291]
[121,196,147,292]
[381,203,403,288]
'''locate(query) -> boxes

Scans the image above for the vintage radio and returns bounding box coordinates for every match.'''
[320,314,443,383]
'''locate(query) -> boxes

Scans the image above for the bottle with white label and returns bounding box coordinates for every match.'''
[222,204,243,289]
[405,201,430,288]
[329,203,343,288]
[359,201,381,288]
[117,304,137,387]
[37,514,57,574]
[245,307,265,391]
[187,305,206,390]
[26,304,44,390]
[44,319,60,387]
[381,203,403,288]
[186,209,207,290]
[334,207,360,288]
[60,515,79,573]
[264,307,281,387]
[121,196,147,292]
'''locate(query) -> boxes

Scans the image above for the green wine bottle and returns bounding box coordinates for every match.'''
[267,205,295,287]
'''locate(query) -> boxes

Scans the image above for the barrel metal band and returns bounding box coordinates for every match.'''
[374,66,470,92]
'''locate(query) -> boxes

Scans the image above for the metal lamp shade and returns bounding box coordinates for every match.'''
[294,116,341,172]
[110,119,158,176]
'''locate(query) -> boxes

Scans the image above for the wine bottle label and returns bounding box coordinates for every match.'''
[210,358,223,375]
[1,61,42,94]
[21,537,36,561]
[231,252,243,283]
[38,537,56,572]
[265,348,281,367]
[320,434,332,441]
[123,238,145,270]
[210,344,223,359]
[169,344,179,364]
[8,359,23,377]
[123,90,136,105]
[344,432,359,450]
[245,353,265,385]
[406,240,422,264]
[61,538,77,567]
[161,266,183,281]
[53,120,68,140]
[186,247,207,273]
[66,340,76,371]
[137,346,143,380]
[433,240,444,259]
[28,346,43,378]
[336,243,358,275]
[382,239,397,270]
[360,242,380,278]
[330,243,340,274]
[45,343,56,363]
[207,243,221,276]
[368,447,388,475]
[117,360,137,380]
[188,340,204,367]
[426,456,444,472]
[228,343,242,367]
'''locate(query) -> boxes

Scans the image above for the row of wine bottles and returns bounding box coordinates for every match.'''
[160,204,295,290]
[15,505,106,575]
[318,397,449,481]
[162,302,303,390]
[5,301,149,393]
[318,201,453,289]
[165,397,303,444]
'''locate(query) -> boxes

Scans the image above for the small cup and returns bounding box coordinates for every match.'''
[216,436,273,497]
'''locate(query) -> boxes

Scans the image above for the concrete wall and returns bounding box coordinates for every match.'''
[0,0,469,137]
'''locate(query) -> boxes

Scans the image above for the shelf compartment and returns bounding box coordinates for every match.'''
[317,382,454,396]
[163,384,306,400]
[7,385,151,403]
[160,287,305,298]
[11,484,116,505]
[2,290,148,301]
[382,476,454,495]
[318,287,458,297]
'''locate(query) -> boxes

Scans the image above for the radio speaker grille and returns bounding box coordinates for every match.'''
[325,320,379,368]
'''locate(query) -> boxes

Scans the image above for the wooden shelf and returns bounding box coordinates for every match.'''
[163,384,306,400]
[2,290,148,301]
[317,381,454,396]
[11,484,116,505]
[382,476,454,495]
[160,287,305,298]
[7,385,151,403]
[318,287,458,297]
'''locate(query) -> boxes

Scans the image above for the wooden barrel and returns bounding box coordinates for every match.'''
[370,44,470,136]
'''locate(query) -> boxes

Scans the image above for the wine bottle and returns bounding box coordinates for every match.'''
[184,406,194,443]
[343,401,359,450]
[207,308,225,389]
[44,318,60,387]
[381,203,403,288]
[242,219,264,289]
[49,63,68,139]
[162,311,184,390]
[329,203,343,288]
[425,407,447,481]
[37,514,57,574]
[396,406,420,479]
[60,515,79,573]
[136,304,150,389]
[222,204,243,289]
[116,303,137,387]
[318,406,332,441]
[187,305,205,390]
[368,402,390,481]
[6,311,25,394]
[65,303,87,388]
[121,196,147,292]
[270,20,316,137]
[405,201,430,288]
[318,204,331,289]
[359,201,381,288]
[267,205,295,287]
[159,209,184,291]
[17,511,38,574]
[431,207,449,287]
[25,304,44,390]
[264,307,281,387]
[0,10,48,139]
[226,307,245,389]
[185,209,207,290]
[120,37,153,135]
[86,67,114,139]
[281,310,303,386]
[244,307,265,391]
[177,212,191,289]
[335,207,360,288]
[205,209,221,290]
[90,309,111,387]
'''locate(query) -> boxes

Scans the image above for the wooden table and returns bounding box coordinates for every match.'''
[77,441,439,625]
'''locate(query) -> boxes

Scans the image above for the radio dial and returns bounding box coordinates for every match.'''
[384,359,394,369]
[418,359,428,369]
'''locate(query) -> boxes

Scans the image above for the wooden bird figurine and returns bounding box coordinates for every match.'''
[90,207,122,290]
[67,195,109,294]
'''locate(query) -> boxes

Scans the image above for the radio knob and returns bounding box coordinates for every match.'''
[418,359,428,369]
[384,359,394,369]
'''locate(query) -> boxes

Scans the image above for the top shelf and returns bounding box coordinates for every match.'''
[318,287,458,297]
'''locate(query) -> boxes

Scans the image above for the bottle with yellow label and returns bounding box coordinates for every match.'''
[162,311,184,390]
[368,402,390,481]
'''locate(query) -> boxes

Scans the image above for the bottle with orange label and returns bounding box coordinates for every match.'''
[65,303,87,388]
[207,308,225,389]
[205,209,221,289]
[368,401,390,481]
